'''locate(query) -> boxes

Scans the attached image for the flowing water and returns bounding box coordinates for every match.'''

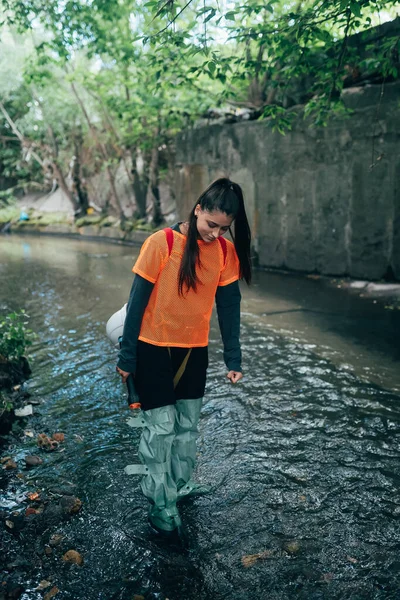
[1,234,400,600]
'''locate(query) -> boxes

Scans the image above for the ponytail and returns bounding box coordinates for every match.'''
[231,183,252,285]
[178,177,252,295]
[178,209,201,295]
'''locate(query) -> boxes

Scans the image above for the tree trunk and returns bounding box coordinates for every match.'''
[132,148,148,219]
[70,81,123,219]
[71,132,89,215]
[95,93,138,217]
[148,143,162,226]
[49,159,80,213]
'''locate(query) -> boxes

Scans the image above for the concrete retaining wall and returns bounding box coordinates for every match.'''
[174,82,400,280]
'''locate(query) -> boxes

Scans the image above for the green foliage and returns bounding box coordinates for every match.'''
[0,0,398,198]
[0,204,20,222]
[13,212,72,227]
[0,311,34,361]
[0,188,16,205]
[75,215,103,227]
[135,221,155,232]
[261,105,297,134]
[0,391,14,417]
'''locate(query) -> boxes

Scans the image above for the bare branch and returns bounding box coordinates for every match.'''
[148,0,195,38]
[0,101,45,167]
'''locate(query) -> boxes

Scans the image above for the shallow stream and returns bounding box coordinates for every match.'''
[1,234,399,600]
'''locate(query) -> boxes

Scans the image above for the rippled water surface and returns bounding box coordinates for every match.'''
[1,234,400,600]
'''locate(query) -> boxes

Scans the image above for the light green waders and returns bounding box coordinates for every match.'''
[125,398,209,533]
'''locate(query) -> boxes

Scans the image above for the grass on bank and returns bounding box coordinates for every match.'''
[0,203,160,233]
[0,206,20,223]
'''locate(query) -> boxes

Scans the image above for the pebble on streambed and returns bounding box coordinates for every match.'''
[24,455,43,467]
[62,550,84,566]
[1,360,86,597]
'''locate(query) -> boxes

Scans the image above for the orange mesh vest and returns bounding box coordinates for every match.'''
[132,228,240,348]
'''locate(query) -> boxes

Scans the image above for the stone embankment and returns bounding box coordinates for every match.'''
[0,214,151,247]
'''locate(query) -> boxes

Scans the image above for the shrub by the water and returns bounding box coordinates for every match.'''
[0,390,13,419]
[0,310,33,361]
[0,311,33,435]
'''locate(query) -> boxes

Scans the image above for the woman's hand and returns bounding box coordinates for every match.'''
[116,366,130,384]
[227,370,243,384]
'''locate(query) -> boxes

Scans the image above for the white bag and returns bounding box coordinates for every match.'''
[106,304,127,348]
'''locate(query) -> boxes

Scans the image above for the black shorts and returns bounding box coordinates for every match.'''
[134,341,208,411]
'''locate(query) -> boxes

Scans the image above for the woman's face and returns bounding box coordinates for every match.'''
[194,205,234,243]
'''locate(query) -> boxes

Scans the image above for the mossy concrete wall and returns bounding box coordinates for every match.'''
[174,82,400,280]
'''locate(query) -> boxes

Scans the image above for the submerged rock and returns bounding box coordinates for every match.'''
[59,496,82,516]
[49,533,65,547]
[4,512,25,533]
[25,455,43,467]
[62,550,84,566]
[14,405,33,417]
[0,356,31,391]
[1,580,25,599]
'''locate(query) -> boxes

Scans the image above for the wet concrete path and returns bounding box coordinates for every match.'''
[1,234,399,600]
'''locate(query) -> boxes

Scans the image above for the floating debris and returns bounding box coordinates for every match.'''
[241,550,274,567]
[15,404,33,417]
[37,433,59,451]
[43,586,60,600]
[26,491,40,501]
[35,580,52,591]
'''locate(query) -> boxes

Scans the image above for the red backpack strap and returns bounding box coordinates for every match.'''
[218,236,227,266]
[164,227,174,257]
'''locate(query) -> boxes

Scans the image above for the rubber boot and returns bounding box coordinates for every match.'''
[137,405,182,533]
[172,398,211,501]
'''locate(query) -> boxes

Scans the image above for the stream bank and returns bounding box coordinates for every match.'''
[0,356,31,438]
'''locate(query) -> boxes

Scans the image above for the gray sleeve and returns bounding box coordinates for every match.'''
[215,280,242,372]
[117,275,154,374]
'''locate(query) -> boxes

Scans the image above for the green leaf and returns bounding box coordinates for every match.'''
[350,1,362,17]
[208,61,216,75]
[204,9,216,23]
[225,11,236,21]
[314,29,331,43]
[197,6,215,16]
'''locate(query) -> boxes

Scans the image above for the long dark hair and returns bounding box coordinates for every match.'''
[178,177,252,295]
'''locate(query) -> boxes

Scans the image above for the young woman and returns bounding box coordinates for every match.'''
[116,177,252,535]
